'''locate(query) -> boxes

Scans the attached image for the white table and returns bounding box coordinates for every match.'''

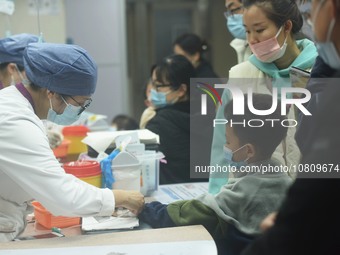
[0,225,217,255]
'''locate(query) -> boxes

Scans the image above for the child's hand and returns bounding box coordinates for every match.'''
[260,212,277,232]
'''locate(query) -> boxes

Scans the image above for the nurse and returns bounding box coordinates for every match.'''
[0,34,63,149]
[0,33,39,89]
[0,43,144,242]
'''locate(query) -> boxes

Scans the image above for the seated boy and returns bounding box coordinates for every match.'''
[138,93,292,254]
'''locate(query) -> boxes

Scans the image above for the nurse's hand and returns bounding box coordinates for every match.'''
[113,190,145,215]
[47,130,64,149]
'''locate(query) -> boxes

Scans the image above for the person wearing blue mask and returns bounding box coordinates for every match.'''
[0,34,64,149]
[0,33,39,89]
[299,1,314,40]
[295,0,339,156]
[209,0,317,195]
[0,43,144,242]
[138,94,292,255]
[145,54,196,184]
[241,1,340,254]
[225,0,252,63]
[139,64,157,129]
[312,0,340,70]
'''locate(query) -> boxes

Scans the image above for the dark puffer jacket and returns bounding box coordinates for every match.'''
[295,56,336,156]
[146,101,191,184]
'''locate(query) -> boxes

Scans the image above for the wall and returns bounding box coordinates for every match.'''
[64,0,129,124]
[2,0,237,123]
[1,0,128,125]
[1,0,66,43]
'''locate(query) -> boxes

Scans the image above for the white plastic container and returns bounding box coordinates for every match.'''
[111,152,141,191]
[136,151,164,196]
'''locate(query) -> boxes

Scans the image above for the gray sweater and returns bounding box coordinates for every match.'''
[196,159,292,235]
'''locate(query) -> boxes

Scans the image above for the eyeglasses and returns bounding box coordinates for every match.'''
[224,6,243,18]
[62,95,92,115]
[152,80,172,92]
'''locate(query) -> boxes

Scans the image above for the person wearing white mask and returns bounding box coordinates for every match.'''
[209,0,318,194]
[225,0,252,63]
[0,43,144,242]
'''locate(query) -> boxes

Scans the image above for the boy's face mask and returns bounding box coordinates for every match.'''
[223,144,249,169]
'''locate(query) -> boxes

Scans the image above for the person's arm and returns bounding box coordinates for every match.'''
[295,56,336,155]
[138,201,175,228]
[138,200,225,237]
[241,177,337,255]
[0,116,143,217]
[259,212,277,231]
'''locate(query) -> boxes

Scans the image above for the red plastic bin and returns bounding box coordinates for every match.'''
[63,160,102,188]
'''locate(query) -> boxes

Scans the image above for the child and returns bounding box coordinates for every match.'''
[111,114,139,131]
[138,93,292,255]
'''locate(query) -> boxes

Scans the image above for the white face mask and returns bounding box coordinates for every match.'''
[47,97,81,125]
[249,26,288,63]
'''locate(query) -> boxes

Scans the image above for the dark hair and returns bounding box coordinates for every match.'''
[0,63,9,71]
[154,54,195,96]
[0,63,24,72]
[224,93,288,158]
[17,65,24,72]
[112,114,139,131]
[142,78,152,100]
[29,83,42,91]
[173,33,208,58]
[142,64,157,100]
[243,0,303,34]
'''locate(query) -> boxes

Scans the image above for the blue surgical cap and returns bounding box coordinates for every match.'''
[0,33,39,67]
[23,43,97,96]
[298,2,311,13]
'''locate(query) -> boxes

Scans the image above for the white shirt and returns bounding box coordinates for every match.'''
[0,86,115,241]
[230,38,252,64]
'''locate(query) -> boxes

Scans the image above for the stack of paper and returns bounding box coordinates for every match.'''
[82,129,159,153]
[82,215,139,232]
